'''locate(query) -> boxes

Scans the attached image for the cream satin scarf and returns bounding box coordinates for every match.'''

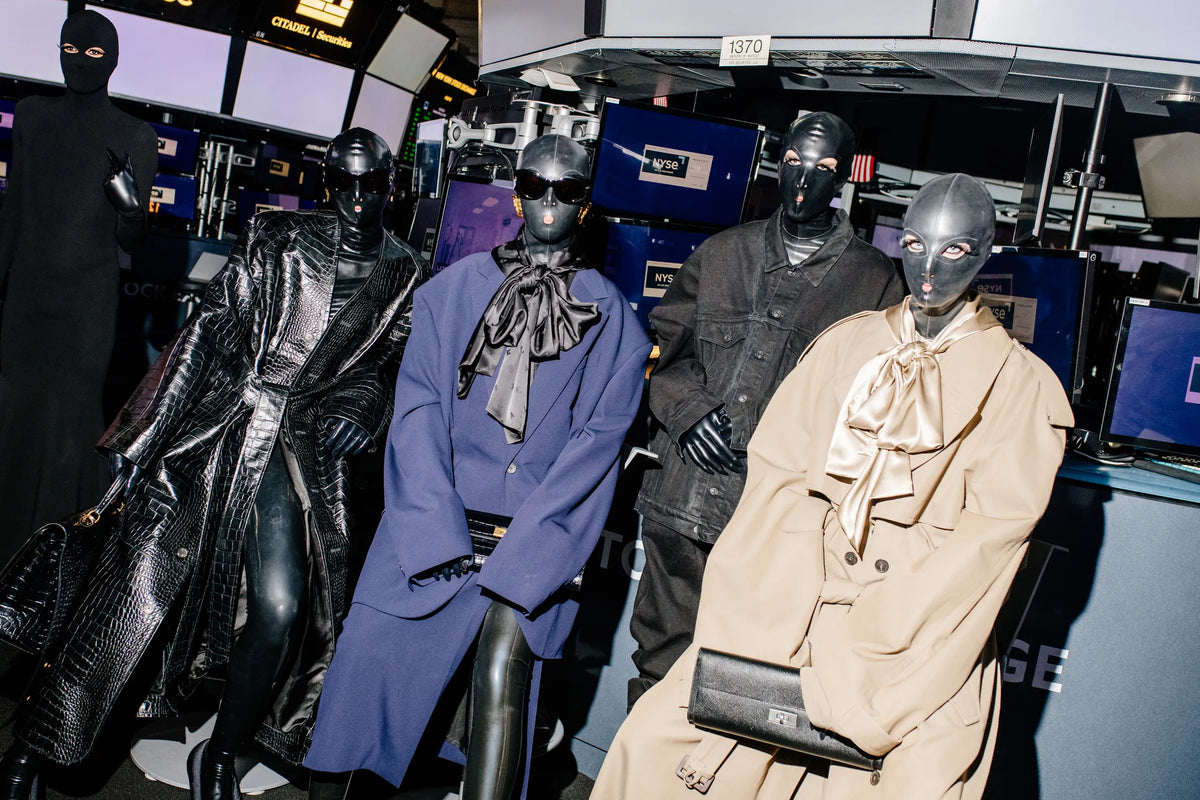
[825,299,982,552]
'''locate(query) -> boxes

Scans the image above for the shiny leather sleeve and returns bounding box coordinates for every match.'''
[101,218,259,466]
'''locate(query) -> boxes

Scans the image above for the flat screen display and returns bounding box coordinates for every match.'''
[90,0,243,33]
[349,75,415,155]
[1102,299,1200,457]
[1133,132,1200,219]
[150,122,199,174]
[431,178,520,274]
[88,6,230,113]
[150,173,196,220]
[245,0,394,66]
[233,41,353,139]
[591,100,762,228]
[971,247,1097,403]
[236,189,315,229]
[0,99,15,142]
[366,14,451,93]
[601,219,713,330]
[0,0,70,84]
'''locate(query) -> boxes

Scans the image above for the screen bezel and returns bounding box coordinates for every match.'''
[590,98,763,230]
[1100,297,1200,458]
[974,246,1097,406]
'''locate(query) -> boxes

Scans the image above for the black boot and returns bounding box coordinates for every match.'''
[188,740,241,800]
[308,771,352,800]
[0,744,43,800]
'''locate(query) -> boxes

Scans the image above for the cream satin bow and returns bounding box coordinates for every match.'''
[825,302,980,552]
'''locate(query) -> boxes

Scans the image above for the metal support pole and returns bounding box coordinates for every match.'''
[1068,82,1113,250]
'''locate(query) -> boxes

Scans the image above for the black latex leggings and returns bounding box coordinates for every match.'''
[461,600,534,800]
[207,445,306,765]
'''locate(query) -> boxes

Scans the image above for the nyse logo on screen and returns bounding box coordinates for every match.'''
[639,144,713,191]
[644,260,680,299]
[643,149,690,180]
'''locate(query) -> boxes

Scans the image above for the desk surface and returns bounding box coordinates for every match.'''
[1057,453,1200,506]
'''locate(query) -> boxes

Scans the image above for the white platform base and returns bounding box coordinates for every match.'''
[129,712,291,795]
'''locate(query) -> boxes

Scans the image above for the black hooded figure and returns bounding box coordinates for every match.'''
[0,10,158,567]
[0,127,429,800]
[628,111,906,708]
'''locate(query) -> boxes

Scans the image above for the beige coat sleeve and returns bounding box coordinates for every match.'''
[799,349,1070,756]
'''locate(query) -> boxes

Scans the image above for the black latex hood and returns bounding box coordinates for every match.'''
[515,134,591,246]
[778,111,856,228]
[60,10,119,95]
[901,172,995,315]
[323,127,392,249]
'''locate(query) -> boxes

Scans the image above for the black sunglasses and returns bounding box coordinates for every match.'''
[324,166,392,195]
[514,170,589,204]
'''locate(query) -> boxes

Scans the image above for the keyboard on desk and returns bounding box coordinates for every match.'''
[1134,452,1200,484]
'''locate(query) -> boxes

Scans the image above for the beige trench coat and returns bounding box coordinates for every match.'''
[594,300,1073,800]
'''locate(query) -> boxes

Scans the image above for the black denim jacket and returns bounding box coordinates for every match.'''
[635,208,905,542]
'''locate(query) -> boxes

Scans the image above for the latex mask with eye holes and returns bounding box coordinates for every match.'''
[778,111,856,236]
[899,172,996,339]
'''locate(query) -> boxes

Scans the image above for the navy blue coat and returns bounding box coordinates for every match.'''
[306,249,651,788]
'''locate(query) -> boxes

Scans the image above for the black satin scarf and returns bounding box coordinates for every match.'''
[457,232,601,443]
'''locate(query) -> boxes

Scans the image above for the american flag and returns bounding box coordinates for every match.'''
[850,152,876,184]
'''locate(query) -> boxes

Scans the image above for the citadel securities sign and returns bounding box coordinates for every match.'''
[250,0,385,65]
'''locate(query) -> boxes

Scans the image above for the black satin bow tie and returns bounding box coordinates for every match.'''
[458,231,600,443]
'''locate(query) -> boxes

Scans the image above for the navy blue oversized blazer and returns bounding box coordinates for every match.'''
[350,249,651,657]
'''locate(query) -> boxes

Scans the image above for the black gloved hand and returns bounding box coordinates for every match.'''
[408,556,474,589]
[103,148,142,214]
[323,418,372,458]
[680,408,743,475]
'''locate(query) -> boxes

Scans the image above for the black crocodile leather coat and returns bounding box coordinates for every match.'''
[16,210,429,765]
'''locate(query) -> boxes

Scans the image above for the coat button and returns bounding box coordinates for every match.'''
[736,394,748,403]
[875,559,889,573]
[692,525,701,535]
[722,333,732,342]
[708,487,719,496]
[506,464,517,474]
[770,309,782,319]
[844,552,858,566]
[754,350,765,360]
[176,547,188,559]
[870,770,881,786]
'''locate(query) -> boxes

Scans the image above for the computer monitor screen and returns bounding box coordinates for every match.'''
[0,99,14,142]
[1133,132,1200,219]
[233,42,353,139]
[591,100,762,228]
[349,75,415,155]
[88,6,230,113]
[150,173,196,220]
[366,14,450,94]
[970,247,1097,403]
[150,122,199,174]
[1101,298,1200,457]
[255,142,304,193]
[0,0,69,85]
[601,219,712,330]
[430,178,520,274]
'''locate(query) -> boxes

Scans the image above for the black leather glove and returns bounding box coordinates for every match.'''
[102,147,141,214]
[681,408,743,476]
[408,555,474,589]
[323,418,372,458]
[109,452,145,498]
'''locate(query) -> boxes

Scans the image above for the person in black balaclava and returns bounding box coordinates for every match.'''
[628,111,907,708]
[0,9,158,567]
[0,128,429,800]
[303,135,650,800]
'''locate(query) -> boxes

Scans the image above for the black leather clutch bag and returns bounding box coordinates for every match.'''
[464,509,584,592]
[688,648,883,771]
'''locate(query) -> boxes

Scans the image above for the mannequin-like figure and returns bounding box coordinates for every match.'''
[898,173,996,339]
[304,135,650,800]
[0,10,158,566]
[0,128,428,800]
[592,174,1073,799]
[629,112,905,707]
